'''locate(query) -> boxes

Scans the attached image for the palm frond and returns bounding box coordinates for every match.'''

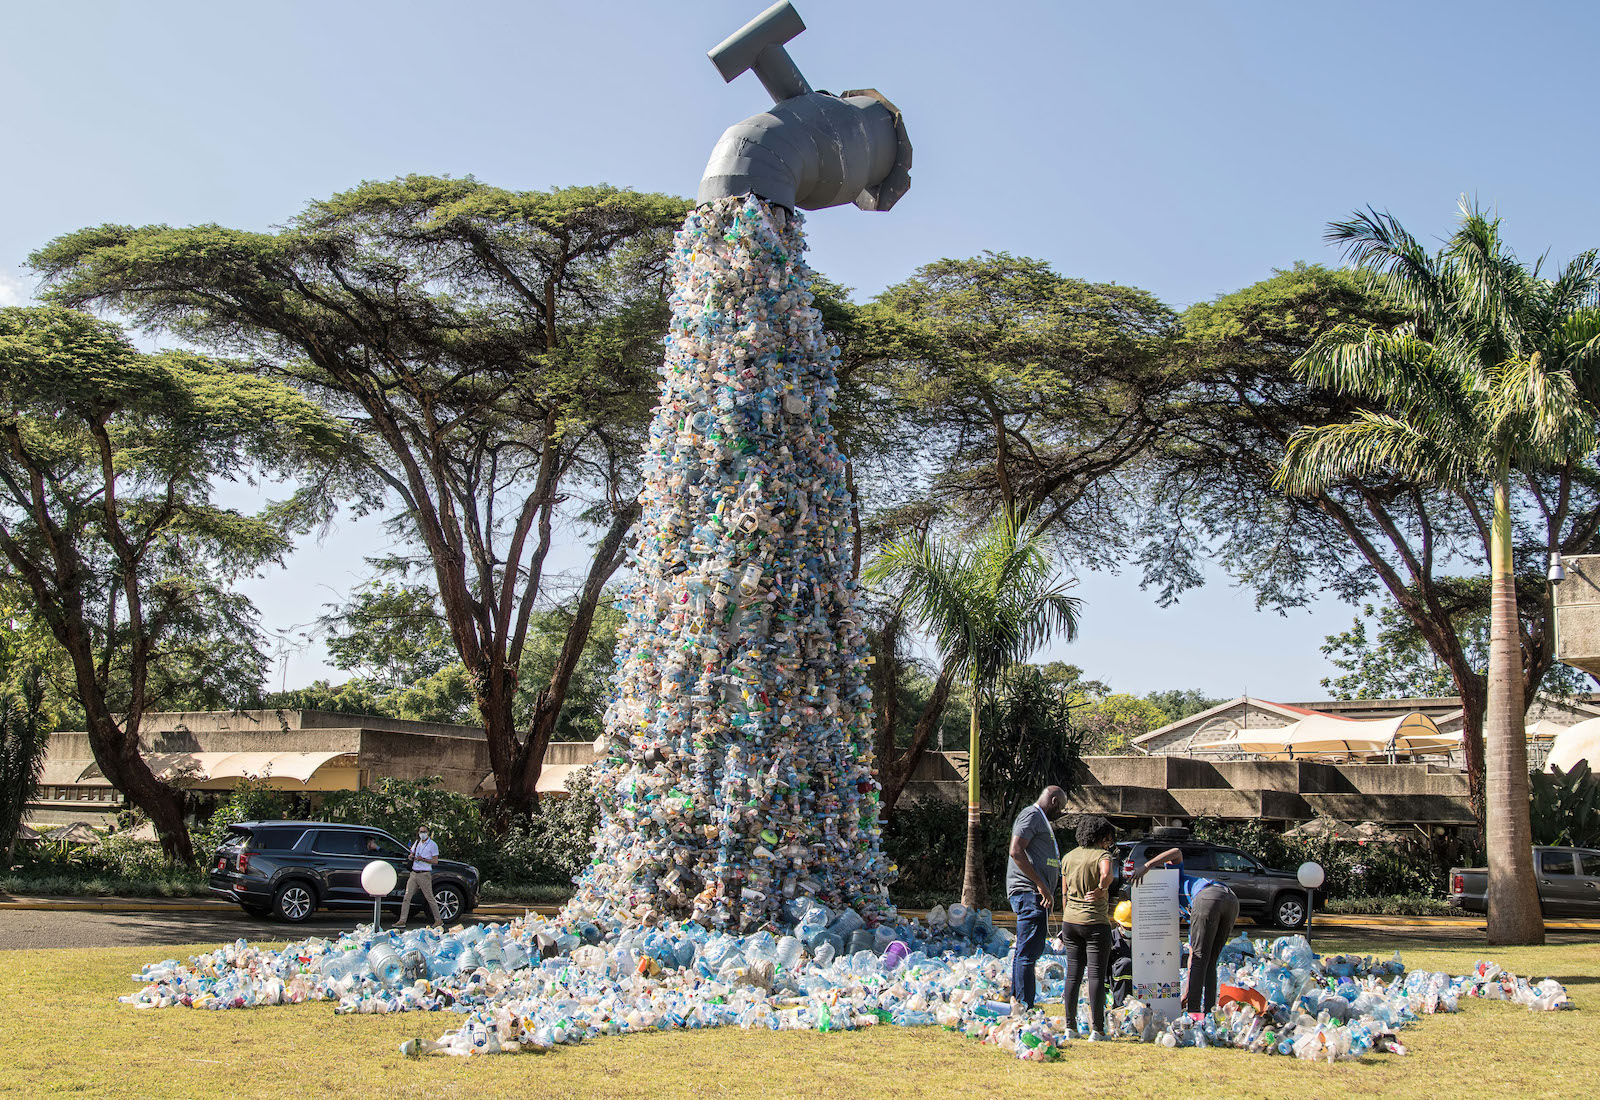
[1325,207,1445,322]
[1276,412,1482,495]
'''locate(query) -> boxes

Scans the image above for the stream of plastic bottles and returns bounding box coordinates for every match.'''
[573,194,891,932]
[122,899,1573,1063]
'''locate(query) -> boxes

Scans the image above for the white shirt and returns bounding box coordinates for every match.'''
[410,837,439,872]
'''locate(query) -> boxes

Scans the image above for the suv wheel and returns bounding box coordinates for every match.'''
[433,884,464,923]
[273,881,317,923]
[1273,892,1308,929]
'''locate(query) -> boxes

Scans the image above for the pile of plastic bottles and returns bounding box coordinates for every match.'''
[122,909,1573,1063]
[571,195,890,932]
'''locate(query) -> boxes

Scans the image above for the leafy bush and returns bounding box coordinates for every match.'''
[190,778,292,859]
[1530,763,1600,849]
[1189,817,1449,900]
[319,777,487,859]
[881,797,1030,908]
[1322,893,1458,916]
[0,871,207,897]
[478,766,601,886]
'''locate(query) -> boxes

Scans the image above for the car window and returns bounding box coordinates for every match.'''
[312,830,369,856]
[216,829,250,853]
[1582,852,1600,877]
[252,827,306,851]
[1212,850,1258,873]
[1179,847,1214,871]
[1541,850,1577,875]
[363,834,409,859]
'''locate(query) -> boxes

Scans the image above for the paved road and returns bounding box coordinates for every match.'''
[2,904,1596,952]
[0,907,500,951]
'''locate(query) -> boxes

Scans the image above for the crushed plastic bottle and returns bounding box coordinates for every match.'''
[119,907,1577,1067]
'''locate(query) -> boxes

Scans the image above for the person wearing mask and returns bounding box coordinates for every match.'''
[1005,785,1067,1012]
[1128,845,1239,1019]
[1058,816,1116,1040]
[396,824,441,928]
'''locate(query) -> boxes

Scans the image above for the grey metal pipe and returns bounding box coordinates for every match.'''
[698,2,912,213]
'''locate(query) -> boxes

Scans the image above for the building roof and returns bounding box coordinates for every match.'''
[1130,697,1341,749]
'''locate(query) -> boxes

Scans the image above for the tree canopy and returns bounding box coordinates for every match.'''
[32,177,691,815]
[0,306,356,861]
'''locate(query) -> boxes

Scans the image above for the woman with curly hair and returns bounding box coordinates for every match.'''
[1058,815,1116,1039]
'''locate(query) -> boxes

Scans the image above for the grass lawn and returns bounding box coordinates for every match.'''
[3,935,1594,1100]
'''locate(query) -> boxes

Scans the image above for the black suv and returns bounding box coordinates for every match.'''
[208,820,480,924]
[1111,828,1312,929]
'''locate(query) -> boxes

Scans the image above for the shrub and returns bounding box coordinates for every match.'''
[1322,893,1457,916]
[881,797,1027,908]
[190,778,292,858]
[1530,763,1600,849]
[319,777,486,858]
[1189,818,1449,900]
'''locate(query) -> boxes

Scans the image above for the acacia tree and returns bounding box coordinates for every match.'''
[0,307,354,862]
[1145,261,1600,825]
[866,253,1182,565]
[32,178,690,815]
[1276,205,1600,945]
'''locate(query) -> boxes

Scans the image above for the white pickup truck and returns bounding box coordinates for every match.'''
[1449,847,1600,917]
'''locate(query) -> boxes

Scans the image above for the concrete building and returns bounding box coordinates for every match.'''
[1060,755,1473,831]
[39,691,1555,833]
[35,709,503,827]
[1130,694,1598,769]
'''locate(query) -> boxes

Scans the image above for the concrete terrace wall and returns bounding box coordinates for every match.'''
[1065,755,1472,827]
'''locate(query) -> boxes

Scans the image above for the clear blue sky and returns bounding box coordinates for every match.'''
[4,1,1597,700]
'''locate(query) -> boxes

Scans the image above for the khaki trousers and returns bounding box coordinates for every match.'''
[399,869,440,925]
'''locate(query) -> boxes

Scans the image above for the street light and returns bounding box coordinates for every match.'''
[1549,551,1567,585]
[362,860,398,930]
[1298,861,1325,938]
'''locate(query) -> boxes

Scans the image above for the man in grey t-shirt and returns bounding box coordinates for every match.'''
[1006,785,1066,1009]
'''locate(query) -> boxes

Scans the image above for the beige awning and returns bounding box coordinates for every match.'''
[77,751,359,790]
[476,763,583,796]
[1195,713,1454,760]
[40,761,98,786]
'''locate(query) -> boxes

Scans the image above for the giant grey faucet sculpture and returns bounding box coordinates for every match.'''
[698,1,912,212]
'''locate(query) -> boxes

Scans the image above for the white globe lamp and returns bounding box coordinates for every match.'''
[362,859,398,929]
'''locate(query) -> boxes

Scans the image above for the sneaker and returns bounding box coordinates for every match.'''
[394,922,408,929]
[1187,1012,1205,1023]
[1088,1031,1107,1042]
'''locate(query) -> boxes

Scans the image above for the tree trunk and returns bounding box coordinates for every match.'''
[960,672,987,909]
[1485,466,1543,945]
[85,713,195,866]
[1456,673,1488,831]
[500,503,639,818]
[879,658,958,815]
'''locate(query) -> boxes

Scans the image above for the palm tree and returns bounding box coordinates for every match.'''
[865,508,1080,908]
[1277,201,1600,945]
[0,670,48,863]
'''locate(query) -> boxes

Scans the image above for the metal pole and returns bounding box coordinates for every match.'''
[373,894,382,931]
[1305,887,1314,939]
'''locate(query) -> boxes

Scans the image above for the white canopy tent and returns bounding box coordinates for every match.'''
[1194,713,1458,761]
[1547,716,1600,773]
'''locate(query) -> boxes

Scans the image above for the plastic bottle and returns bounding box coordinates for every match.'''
[365,941,404,991]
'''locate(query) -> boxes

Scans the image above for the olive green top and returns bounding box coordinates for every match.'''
[1060,845,1112,925]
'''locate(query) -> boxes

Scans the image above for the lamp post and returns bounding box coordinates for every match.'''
[362,860,398,931]
[1297,861,1325,938]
